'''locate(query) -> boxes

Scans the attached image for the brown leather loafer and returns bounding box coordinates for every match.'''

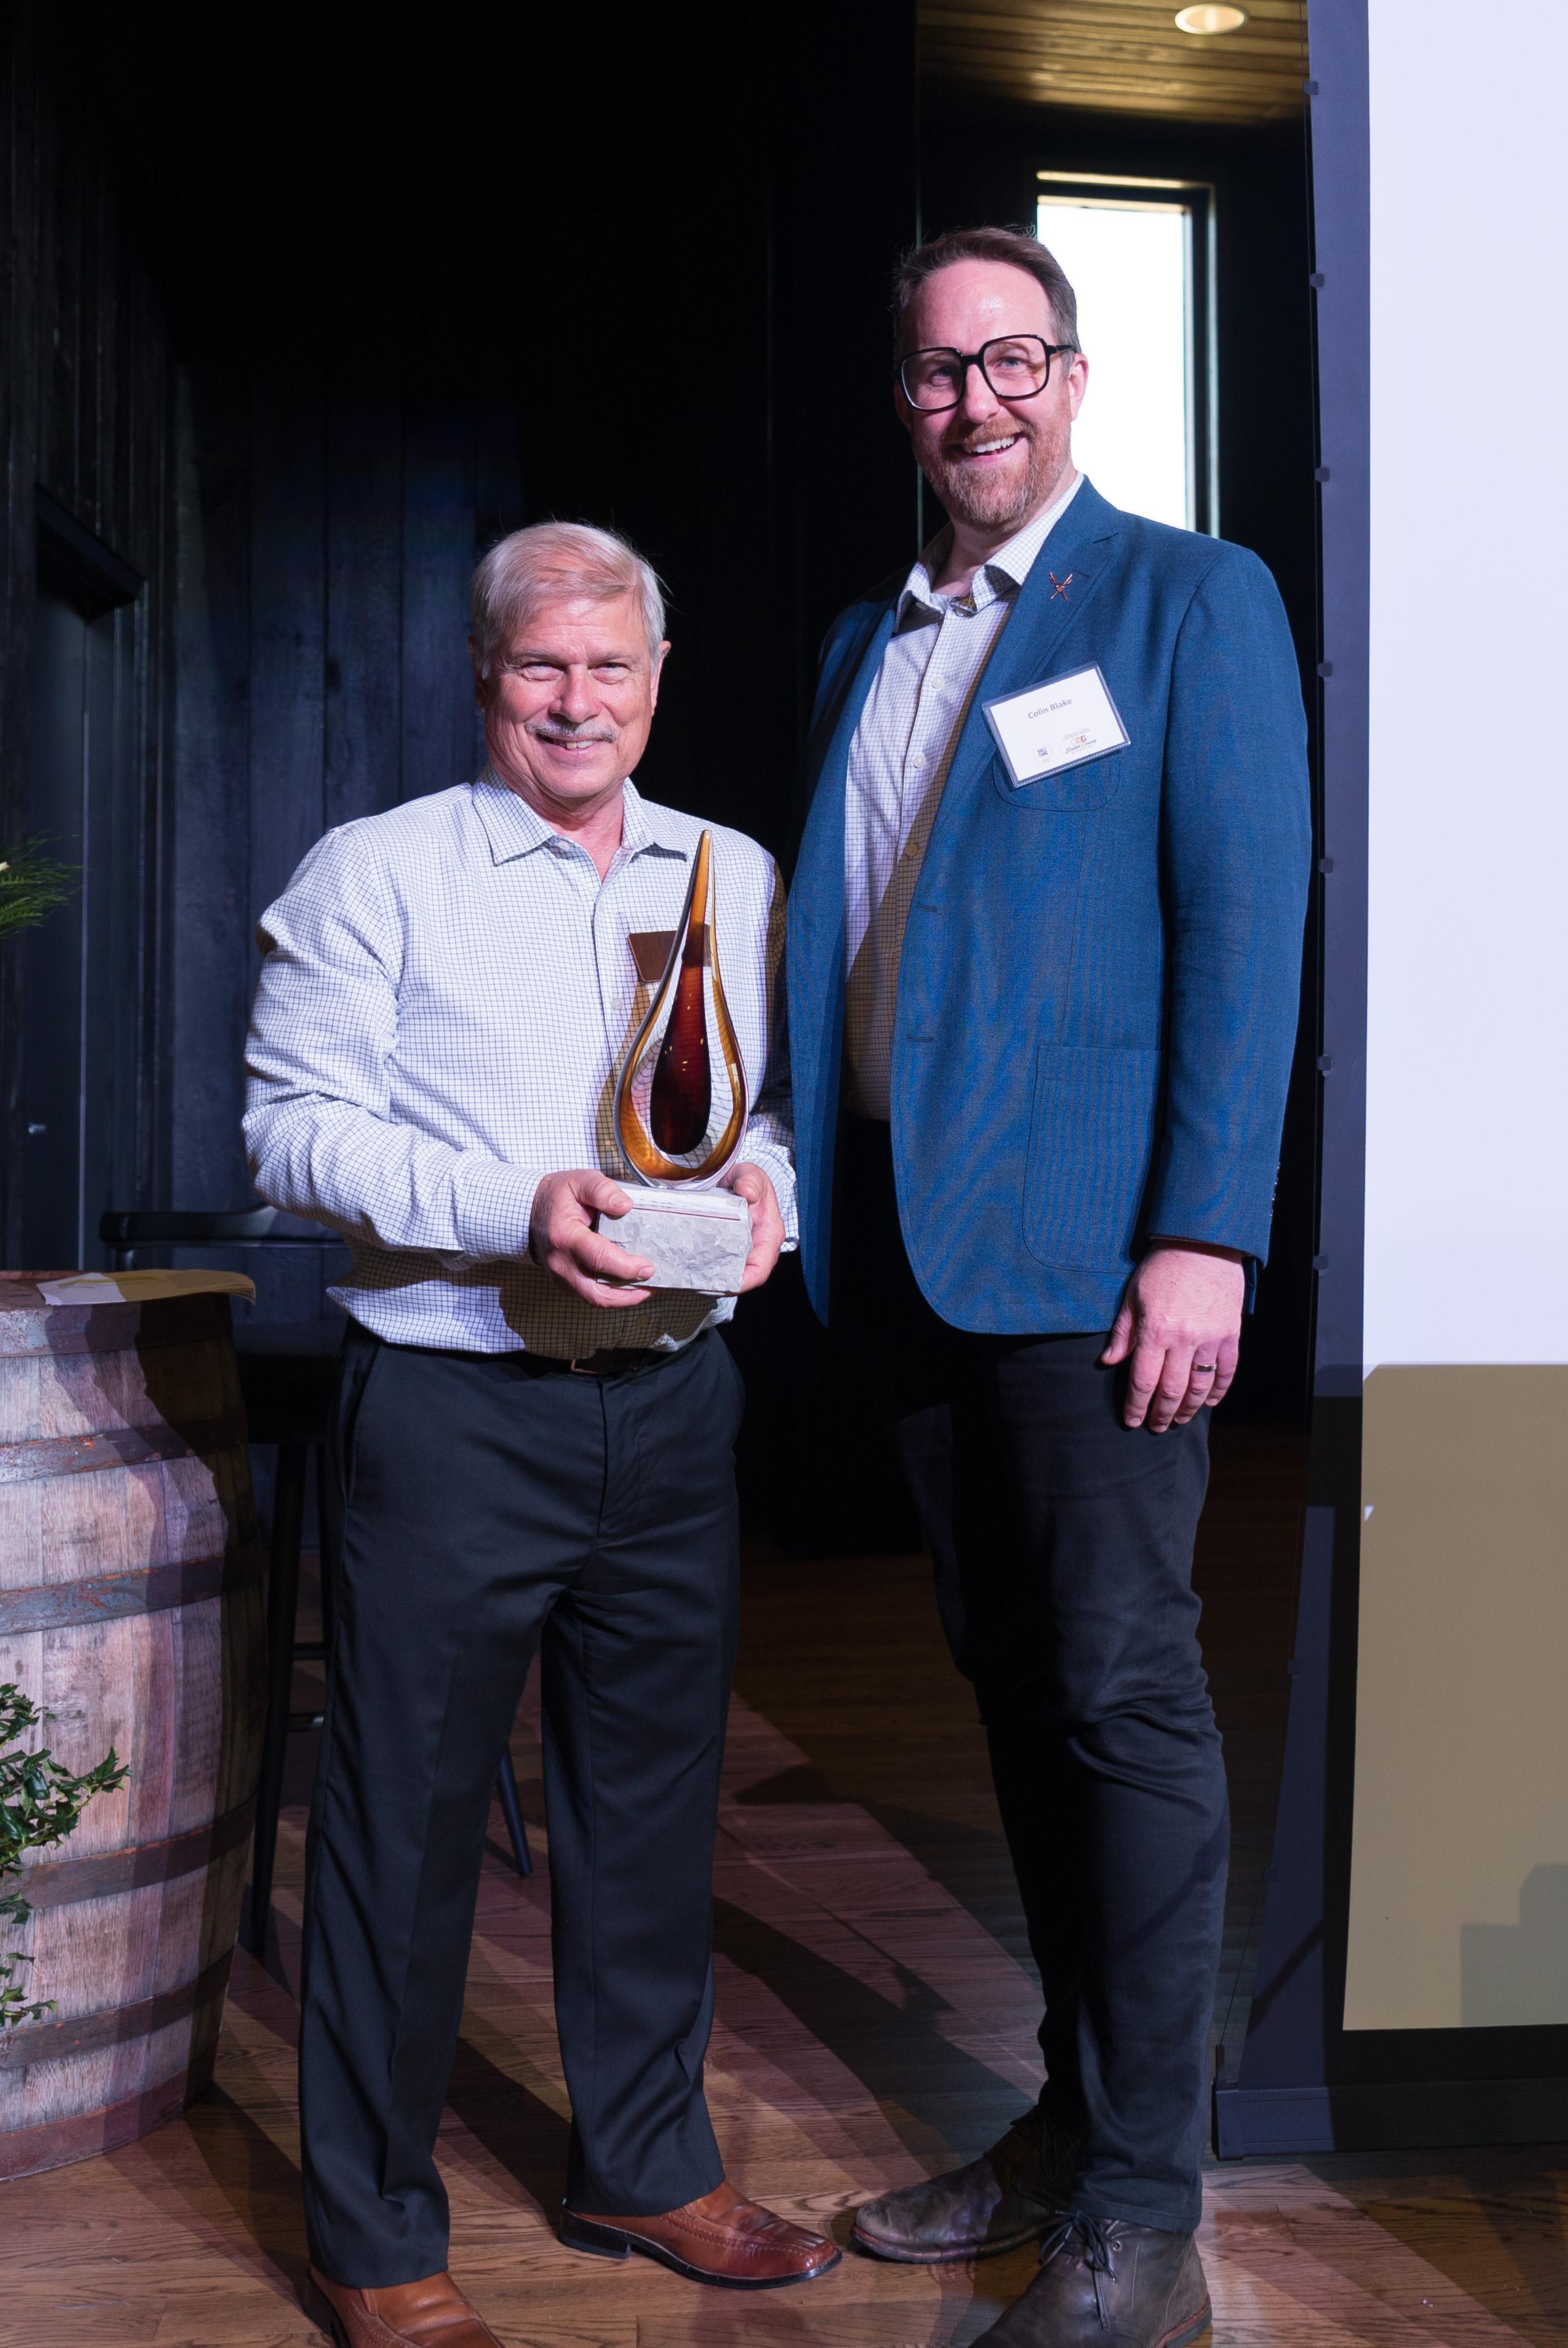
[560,2177,841,2290]
[306,2265,507,2347]
[853,2107,1084,2263]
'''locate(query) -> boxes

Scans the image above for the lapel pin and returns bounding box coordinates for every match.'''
[1049,571,1074,603]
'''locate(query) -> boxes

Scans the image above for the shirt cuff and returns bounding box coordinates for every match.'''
[451,1158,545,1264]
[733,1144,799,1249]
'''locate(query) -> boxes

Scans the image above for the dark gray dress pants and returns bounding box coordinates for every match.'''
[841,1116,1227,2236]
[298,1322,744,2288]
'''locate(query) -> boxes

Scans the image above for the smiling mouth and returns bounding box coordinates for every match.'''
[954,434,1022,461]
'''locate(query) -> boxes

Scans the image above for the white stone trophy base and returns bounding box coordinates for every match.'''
[605,1186,753,1294]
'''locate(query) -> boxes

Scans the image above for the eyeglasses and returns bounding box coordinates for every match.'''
[896,335,1077,413]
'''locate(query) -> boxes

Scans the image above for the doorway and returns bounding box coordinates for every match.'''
[21,495,145,1272]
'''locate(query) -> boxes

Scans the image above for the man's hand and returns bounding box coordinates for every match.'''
[721,1163,786,1294]
[1100,1241,1247,1432]
[529,1170,655,1308]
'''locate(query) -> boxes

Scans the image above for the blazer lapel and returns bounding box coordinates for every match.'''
[925,481,1124,850]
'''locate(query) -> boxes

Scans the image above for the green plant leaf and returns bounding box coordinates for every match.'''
[0,1682,129,2028]
[0,840,79,944]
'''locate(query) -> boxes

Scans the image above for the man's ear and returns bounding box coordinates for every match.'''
[468,635,489,710]
[647,640,671,712]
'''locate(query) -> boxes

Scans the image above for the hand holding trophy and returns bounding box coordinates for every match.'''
[607,830,754,1292]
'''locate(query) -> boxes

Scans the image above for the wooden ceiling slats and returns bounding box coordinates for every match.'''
[921,0,1308,124]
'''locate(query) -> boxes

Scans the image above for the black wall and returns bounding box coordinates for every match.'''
[5,0,920,1543]
[58,3,919,1325]
[0,8,177,1262]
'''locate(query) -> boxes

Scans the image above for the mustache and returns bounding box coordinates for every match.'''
[526,719,618,744]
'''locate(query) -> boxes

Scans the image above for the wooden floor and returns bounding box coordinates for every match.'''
[6,1424,1568,2347]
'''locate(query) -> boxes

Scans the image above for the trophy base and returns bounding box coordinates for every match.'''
[607,1187,753,1295]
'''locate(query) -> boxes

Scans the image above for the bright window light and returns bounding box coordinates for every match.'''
[1037,193,1195,530]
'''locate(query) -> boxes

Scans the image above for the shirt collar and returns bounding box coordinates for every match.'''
[896,469,1087,629]
[470,768,687,864]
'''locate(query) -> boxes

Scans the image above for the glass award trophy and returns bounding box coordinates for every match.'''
[608,829,753,1292]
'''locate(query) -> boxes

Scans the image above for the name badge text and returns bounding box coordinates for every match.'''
[983,664,1130,787]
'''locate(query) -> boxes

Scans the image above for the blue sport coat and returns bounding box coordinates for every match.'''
[786,478,1312,1333]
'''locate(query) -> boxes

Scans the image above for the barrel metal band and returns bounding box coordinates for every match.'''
[0,1414,245,1485]
[16,1797,256,1910]
[0,1540,264,1633]
[0,1949,233,2069]
[0,2067,197,2180]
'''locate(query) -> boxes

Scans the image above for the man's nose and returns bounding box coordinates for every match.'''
[553,666,599,723]
[957,361,1003,424]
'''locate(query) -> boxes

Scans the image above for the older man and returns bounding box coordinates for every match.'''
[786,228,1310,2345]
[246,523,836,2348]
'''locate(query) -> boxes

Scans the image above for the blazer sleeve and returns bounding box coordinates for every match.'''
[1143,544,1312,1263]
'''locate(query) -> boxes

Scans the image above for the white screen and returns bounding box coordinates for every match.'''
[1363,0,1568,1372]
[1344,0,1568,2037]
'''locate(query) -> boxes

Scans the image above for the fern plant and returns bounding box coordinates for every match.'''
[1,1684,129,2027]
[0,841,77,945]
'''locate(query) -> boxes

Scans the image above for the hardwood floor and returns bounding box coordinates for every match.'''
[5,1423,1567,2347]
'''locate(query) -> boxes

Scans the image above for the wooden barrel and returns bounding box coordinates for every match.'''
[0,1277,265,2178]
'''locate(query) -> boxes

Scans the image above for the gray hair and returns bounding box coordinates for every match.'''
[470,521,668,675]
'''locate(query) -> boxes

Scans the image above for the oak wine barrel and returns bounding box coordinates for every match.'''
[0,1276,265,2178]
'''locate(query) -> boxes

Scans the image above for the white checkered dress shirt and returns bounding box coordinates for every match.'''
[843,471,1084,1117]
[244,772,796,1358]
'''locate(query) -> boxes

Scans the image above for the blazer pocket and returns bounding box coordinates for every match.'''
[988,747,1125,812]
[1024,1043,1162,1269]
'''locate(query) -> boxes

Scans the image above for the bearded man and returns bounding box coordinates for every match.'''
[785,227,1310,2345]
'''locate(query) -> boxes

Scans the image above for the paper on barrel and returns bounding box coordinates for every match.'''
[34,1269,258,1307]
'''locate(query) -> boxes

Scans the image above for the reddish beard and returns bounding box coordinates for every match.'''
[920,413,1068,533]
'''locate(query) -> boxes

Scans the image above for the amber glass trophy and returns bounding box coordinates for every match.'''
[609,831,752,1292]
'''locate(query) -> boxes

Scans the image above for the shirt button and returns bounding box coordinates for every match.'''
[909,751,926,768]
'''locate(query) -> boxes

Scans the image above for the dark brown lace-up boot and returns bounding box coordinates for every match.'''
[978,2212,1211,2345]
[852,2107,1085,2263]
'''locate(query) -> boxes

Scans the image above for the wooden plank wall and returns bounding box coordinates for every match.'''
[0,6,176,1260]
[167,349,522,1324]
[2,0,919,1388]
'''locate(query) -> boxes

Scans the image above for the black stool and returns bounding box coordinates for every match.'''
[100,1208,534,1957]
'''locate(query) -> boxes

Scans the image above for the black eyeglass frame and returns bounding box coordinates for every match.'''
[896,335,1079,413]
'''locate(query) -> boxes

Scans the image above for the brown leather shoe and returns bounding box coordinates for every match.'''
[853,2107,1084,2263]
[306,2266,506,2347]
[560,2177,841,2289]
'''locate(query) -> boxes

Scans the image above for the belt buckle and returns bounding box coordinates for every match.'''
[568,1355,597,1375]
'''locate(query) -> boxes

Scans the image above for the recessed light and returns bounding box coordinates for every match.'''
[1175,4,1248,31]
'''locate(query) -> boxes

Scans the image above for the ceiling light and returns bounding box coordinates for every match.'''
[1175,4,1247,31]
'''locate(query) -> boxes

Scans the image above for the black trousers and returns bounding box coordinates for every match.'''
[298,1323,744,2286]
[841,1119,1226,2235]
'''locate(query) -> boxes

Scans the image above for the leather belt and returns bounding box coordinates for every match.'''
[564,1347,677,1378]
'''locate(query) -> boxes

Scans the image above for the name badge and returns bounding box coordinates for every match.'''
[983,663,1130,788]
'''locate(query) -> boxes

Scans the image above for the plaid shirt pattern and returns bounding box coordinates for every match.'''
[843,472,1084,1118]
[244,772,795,1357]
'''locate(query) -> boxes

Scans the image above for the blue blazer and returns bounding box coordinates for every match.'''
[786,479,1312,1333]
